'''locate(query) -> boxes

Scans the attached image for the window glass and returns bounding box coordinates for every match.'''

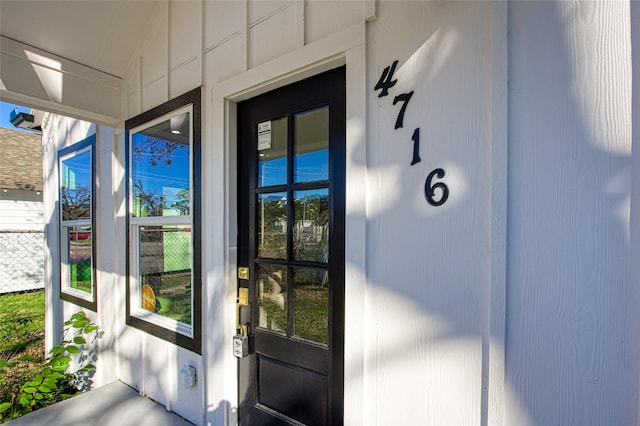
[258,264,287,334]
[66,226,93,293]
[294,106,328,183]
[258,192,287,259]
[258,116,287,187]
[138,225,192,325]
[58,138,96,310]
[293,267,328,345]
[293,189,329,262]
[131,111,190,217]
[61,150,92,220]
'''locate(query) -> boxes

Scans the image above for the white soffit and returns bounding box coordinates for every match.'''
[0,0,165,79]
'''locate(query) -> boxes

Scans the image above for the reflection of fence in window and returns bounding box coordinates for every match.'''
[67,227,92,292]
[139,226,192,325]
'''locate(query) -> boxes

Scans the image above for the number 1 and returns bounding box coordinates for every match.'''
[411,128,421,165]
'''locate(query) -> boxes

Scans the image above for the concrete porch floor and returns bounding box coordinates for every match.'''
[6,381,194,426]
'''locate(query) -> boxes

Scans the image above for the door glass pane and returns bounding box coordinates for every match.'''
[131,111,191,217]
[258,116,288,187]
[293,189,329,262]
[139,225,192,325]
[258,265,288,334]
[293,267,328,345]
[294,106,328,183]
[67,226,92,293]
[60,149,92,220]
[258,192,287,259]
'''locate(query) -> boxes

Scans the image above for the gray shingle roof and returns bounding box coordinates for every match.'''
[0,127,43,191]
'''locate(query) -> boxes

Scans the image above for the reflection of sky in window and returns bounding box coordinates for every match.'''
[131,135,189,206]
[259,149,328,187]
[61,150,91,190]
[61,149,92,220]
[295,149,328,183]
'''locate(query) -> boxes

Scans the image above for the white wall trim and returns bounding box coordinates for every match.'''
[213,23,364,102]
[204,21,367,425]
[630,1,640,424]
[344,38,368,426]
[484,1,509,426]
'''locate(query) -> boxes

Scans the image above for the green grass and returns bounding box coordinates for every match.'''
[294,286,328,345]
[0,291,45,361]
[0,290,46,416]
[259,285,329,345]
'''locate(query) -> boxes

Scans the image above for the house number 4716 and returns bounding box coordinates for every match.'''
[374,60,449,207]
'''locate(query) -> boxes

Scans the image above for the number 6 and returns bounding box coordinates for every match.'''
[425,168,449,206]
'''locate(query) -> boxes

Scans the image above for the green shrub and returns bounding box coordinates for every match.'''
[0,312,99,423]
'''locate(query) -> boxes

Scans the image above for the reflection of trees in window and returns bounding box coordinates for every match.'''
[294,194,329,262]
[132,136,187,167]
[133,136,191,318]
[61,186,91,220]
[171,189,190,215]
[132,135,190,216]
[133,180,166,216]
[294,195,328,224]
[258,196,287,259]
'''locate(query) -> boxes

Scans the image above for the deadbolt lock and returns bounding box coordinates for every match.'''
[238,267,249,280]
[237,287,249,306]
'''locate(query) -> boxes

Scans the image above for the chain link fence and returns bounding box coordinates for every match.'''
[0,230,45,361]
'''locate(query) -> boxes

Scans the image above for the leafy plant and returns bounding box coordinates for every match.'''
[0,312,99,423]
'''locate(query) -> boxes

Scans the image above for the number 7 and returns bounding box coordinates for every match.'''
[393,91,414,129]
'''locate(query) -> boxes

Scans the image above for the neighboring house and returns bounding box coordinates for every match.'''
[1,2,640,426]
[0,126,44,293]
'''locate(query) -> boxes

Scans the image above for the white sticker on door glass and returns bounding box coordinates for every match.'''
[257,120,272,151]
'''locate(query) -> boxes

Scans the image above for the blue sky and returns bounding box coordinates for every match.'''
[0,101,32,131]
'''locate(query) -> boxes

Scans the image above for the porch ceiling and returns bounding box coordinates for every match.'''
[1,0,163,79]
[0,0,165,123]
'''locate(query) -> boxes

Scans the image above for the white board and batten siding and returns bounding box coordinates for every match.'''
[507,2,636,425]
[40,117,121,389]
[37,1,640,425]
[118,3,371,425]
[0,189,43,231]
[365,1,493,424]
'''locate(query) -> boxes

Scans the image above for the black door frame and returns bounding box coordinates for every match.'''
[237,67,346,425]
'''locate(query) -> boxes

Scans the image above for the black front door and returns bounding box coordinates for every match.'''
[237,67,345,425]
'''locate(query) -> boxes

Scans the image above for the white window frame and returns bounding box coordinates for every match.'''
[58,138,96,310]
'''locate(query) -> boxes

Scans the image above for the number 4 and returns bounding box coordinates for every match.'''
[374,60,399,97]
